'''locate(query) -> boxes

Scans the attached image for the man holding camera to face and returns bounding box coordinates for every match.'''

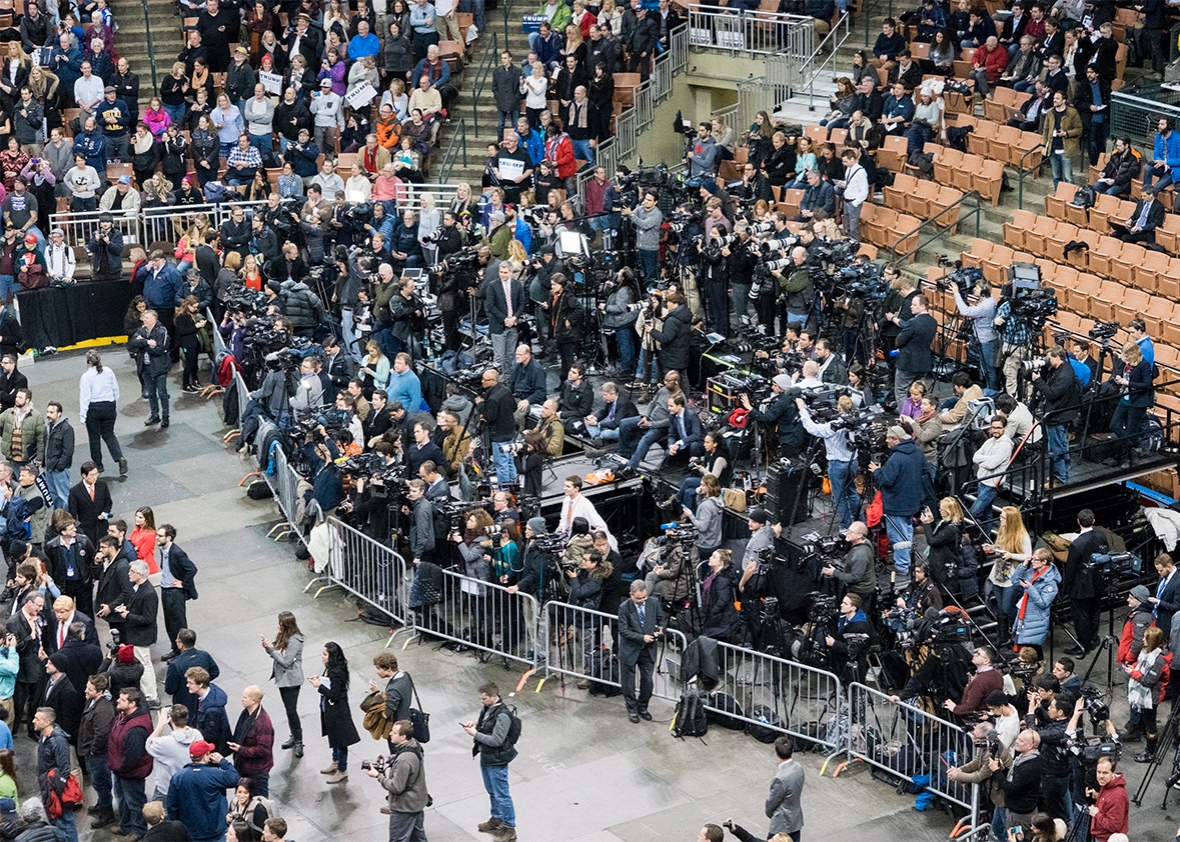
[365,719,429,842]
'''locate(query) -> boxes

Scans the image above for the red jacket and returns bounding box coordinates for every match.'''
[546,134,577,180]
[972,45,1009,84]
[1089,774,1128,842]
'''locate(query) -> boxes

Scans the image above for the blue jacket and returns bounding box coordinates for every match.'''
[166,759,240,840]
[191,683,232,755]
[143,263,183,310]
[73,130,107,172]
[509,359,547,404]
[1154,130,1180,170]
[0,645,18,701]
[1010,561,1060,645]
[873,438,926,516]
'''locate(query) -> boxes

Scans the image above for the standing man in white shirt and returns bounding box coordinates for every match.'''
[838,149,869,243]
[44,228,76,285]
[555,475,615,548]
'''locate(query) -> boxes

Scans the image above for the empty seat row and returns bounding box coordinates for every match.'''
[881,172,964,227]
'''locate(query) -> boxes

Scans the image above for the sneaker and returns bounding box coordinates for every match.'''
[494,827,517,842]
[478,818,504,833]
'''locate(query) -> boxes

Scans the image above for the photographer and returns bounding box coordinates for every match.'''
[1025,687,1078,821]
[365,719,429,841]
[722,225,757,333]
[1029,346,1079,485]
[869,425,927,576]
[774,246,815,333]
[645,291,691,386]
[989,729,1043,834]
[1086,756,1128,842]
[741,374,807,457]
[877,266,916,359]
[889,293,937,409]
[601,269,641,376]
[896,561,944,617]
[948,721,1013,842]
[821,521,877,606]
[642,524,695,607]
[952,278,999,394]
[621,190,662,285]
[506,517,556,654]
[476,369,519,487]
[797,395,860,532]
[943,645,1003,717]
[825,593,877,684]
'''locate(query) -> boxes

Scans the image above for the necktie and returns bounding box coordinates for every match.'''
[1157,575,1169,617]
[1137,201,1153,229]
[637,603,646,627]
[58,623,65,649]
[678,414,686,442]
[606,400,615,423]
[88,484,94,501]
[504,281,513,319]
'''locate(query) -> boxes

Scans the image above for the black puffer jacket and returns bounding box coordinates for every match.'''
[281,280,325,328]
[649,304,692,370]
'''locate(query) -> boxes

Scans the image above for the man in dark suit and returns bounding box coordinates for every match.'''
[42,652,82,743]
[1111,189,1166,244]
[584,381,639,447]
[1151,552,1180,639]
[362,389,393,447]
[665,394,703,460]
[93,535,133,640]
[117,560,160,706]
[52,622,103,709]
[1062,509,1107,658]
[155,524,198,661]
[67,461,112,546]
[44,515,97,619]
[890,294,938,409]
[321,337,356,397]
[617,580,666,724]
[482,261,527,377]
[45,595,98,656]
[164,628,220,713]
[0,354,26,410]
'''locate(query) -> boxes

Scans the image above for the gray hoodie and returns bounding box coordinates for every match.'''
[146,725,204,795]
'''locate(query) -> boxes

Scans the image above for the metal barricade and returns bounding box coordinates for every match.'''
[305,516,410,629]
[410,566,543,668]
[233,369,251,442]
[49,209,141,254]
[143,203,209,246]
[698,641,846,752]
[540,600,688,701]
[685,7,813,57]
[263,444,306,546]
[841,682,982,825]
[207,309,226,357]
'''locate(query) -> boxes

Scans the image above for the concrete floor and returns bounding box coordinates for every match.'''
[11,349,1180,842]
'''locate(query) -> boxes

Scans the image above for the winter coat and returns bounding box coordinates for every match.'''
[379,739,429,814]
[43,418,74,474]
[266,634,304,688]
[280,280,325,329]
[191,684,232,755]
[873,439,926,517]
[1031,359,1080,425]
[924,518,961,588]
[317,662,361,748]
[1118,604,1155,665]
[1089,773,1129,842]
[648,304,691,370]
[1010,562,1061,645]
[701,569,741,640]
[165,759,240,840]
[107,704,154,780]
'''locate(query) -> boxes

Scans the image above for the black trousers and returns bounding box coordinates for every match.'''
[160,587,188,653]
[13,678,39,734]
[85,400,123,469]
[1071,595,1102,652]
[279,684,302,741]
[621,647,654,713]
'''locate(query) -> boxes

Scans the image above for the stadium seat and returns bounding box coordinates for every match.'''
[1003,209,1037,250]
[1044,181,1079,220]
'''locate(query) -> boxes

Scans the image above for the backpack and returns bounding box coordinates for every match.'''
[746,703,784,743]
[671,689,708,739]
[706,692,745,730]
[1071,185,1097,209]
[502,704,522,748]
[588,651,622,697]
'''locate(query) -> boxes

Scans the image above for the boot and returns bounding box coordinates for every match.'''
[478,818,504,833]
[320,761,338,775]
[1135,735,1158,763]
[282,737,296,750]
[326,770,348,783]
[1122,722,1143,743]
[294,741,304,758]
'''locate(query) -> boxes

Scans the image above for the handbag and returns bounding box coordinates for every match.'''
[721,487,747,512]
[408,676,430,743]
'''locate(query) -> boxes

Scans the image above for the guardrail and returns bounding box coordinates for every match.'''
[685,6,814,58]
[541,600,688,703]
[576,24,688,205]
[49,208,141,255]
[265,444,307,546]
[701,640,846,753]
[1016,143,1048,210]
[840,683,981,829]
[798,12,851,111]
[889,189,982,263]
[1110,85,1180,152]
[305,515,411,627]
[413,565,543,668]
[469,33,500,138]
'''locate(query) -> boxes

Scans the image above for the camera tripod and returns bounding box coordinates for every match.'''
[1130,700,1180,808]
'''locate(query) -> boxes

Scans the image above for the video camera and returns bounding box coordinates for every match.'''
[1089,319,1120,343]
[1009,288,1059,331]
[1079,684,1111,725]
[807,592,840,626]
[660,521,698,545]
[933,258,984,298]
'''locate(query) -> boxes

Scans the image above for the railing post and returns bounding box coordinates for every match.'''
[140,0,159,92]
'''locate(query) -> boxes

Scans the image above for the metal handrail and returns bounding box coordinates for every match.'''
[436,117,468,182]
[469,32,499,137]
[801,12,851,110]
[889,189,983,263]
[684,6,816,57]
[139,0,159,92]
[1016,142,1047,209]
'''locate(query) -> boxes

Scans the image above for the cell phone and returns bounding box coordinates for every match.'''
[1009,829,1023,840]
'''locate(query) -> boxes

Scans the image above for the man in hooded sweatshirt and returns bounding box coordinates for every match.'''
[146,703,202,802]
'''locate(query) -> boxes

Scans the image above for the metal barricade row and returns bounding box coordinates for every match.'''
[841,682,982,824]
[700,641,846,752]
[410,566,543,669]
[305,516,411,628]
[49,209,140,256]
[541,600,688,703]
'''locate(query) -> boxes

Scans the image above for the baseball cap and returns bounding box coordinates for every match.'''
[118,175,130,184]
[887,425,911,441]
[189,740,216,758]
[320,78,332,87]
[22,233,36,245]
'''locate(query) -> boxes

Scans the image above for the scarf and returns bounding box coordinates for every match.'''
[1017,565,1047,620]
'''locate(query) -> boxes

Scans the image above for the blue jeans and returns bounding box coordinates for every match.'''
[87,754,113,818]
[883,513,914,574]
[572,137,595,165]
[46,468,70,509]
[492,441,518,486]
[637,248,658,284]
[1045,423,1070,483]
[163,103,186,125]
[52,812,77,842]
[828,458,860,531]
[146,371,170,420]
[590,426,619,442]
[0,274,14,302]
[991,806,1007,841]
[1049,151,1073,188]
[1144,165,1174,193]
[970,482,998,521]
[460,0,485,29]
[113,775,147,837]
[332,745,349,772]
[480,764,515,828]
[621,420,663,470]
[676,476,702,511]
[614,325,637,375]
[1042,773,1073,823]
[978,338,1000,392]
[249,132,274,165]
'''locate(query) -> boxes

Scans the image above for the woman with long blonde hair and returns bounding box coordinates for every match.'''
[983,506,1031,640]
